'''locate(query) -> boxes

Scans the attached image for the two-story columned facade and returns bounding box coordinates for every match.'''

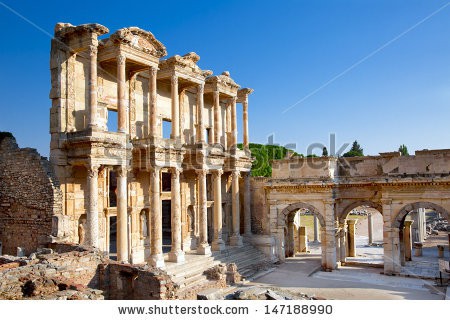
[49,23,253,267]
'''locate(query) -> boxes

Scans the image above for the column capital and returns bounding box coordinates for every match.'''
[213,169,223,178]
[88,44,98,56]
[195,168,208,177]
[404,220,414,227]
[232,170,241,178]
[197,82,204,93]
[117,53,126,65]
[149,65,157,76]
[86,164,100,178]
[171,167,182,178]
[171,74,178,86]
[115,166,128,178]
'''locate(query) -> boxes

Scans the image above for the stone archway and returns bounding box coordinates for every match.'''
[279,202,327,269]
[394,201,449,268]
[339,200,383,265]
[339,200,382,224]
[280,202,326,227]
[393,201,449,229]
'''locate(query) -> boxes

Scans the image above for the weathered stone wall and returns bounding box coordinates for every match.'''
[0,244,177,300]
[0,134,63,255]
[99,263,176,300]
[250,177,269,234]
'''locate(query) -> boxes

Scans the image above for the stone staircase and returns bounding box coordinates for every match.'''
[163,241,275,299]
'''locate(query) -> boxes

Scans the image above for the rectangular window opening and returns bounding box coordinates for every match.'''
[162,172,171,192]
[205,128,211,144]
[107,109,118,132]
[162,119,172,139]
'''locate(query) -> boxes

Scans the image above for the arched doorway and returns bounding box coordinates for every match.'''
[280,202,327,269]
[340,201,383,266]
[393,202,449,277]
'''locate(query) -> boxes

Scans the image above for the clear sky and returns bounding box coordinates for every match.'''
[1,0,449,157]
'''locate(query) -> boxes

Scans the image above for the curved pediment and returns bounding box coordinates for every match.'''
[160,52,213,77]
[108,27,167,58]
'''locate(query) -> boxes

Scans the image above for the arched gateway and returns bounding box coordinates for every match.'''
[264,153,450,275]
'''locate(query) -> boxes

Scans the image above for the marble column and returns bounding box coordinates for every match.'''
[420,208,427,241]
[242,96,249,149]
[368,212,373,245]
[243,172,252,236]
[313,215,320,243]
[196,83,204,143]
[196,169,211,255]
[347,219,357,257]
[213,90,221,145]
[399,228,405,266]
[299,226,308,252]
[171,75,179,139]
[287,222,295,256]
[230,96,237,148]
[335,222,341,263]
[404,220,413,261]
[88,45,98,129]
[212,170,225,251]
[149,66,158,137]
[230,170,243,247]
[117,53,127,133]
[116,166,128,263]
[86,165,99,247]
[339,224,346,264]
[169,168,184,262]
[225,100,231,149]
[149,167,164,267]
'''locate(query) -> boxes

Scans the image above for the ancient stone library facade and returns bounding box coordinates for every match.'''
[48,23,253,267]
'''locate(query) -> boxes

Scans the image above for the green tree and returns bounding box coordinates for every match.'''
[237,143,303,177]
[322,146,328,157]
[343,140,364,157]
[398,144,409,156]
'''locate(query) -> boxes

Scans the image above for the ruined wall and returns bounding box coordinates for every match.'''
[99,263,176,300]
[250,177,269,234]
[0,244,175,300]
[0,134,63,255]
[0,245,107,300]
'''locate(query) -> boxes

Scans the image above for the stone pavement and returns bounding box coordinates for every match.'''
[246,254,445,300]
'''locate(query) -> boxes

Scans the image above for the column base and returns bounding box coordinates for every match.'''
[230,235,243,247]
[148,253,165,268]
[117,254,129,264]
[168,250,185,263]
[196,243,211,255]
[212,239,226,251]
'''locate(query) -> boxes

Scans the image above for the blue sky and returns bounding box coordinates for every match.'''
[1,0,449,157]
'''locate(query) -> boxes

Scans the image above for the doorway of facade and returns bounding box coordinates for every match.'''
[162,200,172,253]
[109,216,117,259]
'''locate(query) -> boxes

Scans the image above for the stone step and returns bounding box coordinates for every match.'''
[213,246,262,262]
[165,258,216,278]
[175,273,209,289]
[164,255,214,273]
[165,241,274,297]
